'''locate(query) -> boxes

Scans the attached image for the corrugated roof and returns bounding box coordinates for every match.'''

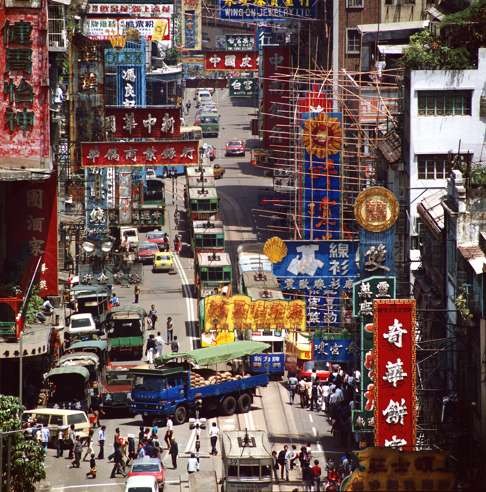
[417,190,446,237]
[458,244,486,275]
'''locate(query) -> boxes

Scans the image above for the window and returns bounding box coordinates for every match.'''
[49,415,64,426]
[346,0,363,7]
[417,91,472,116]
[346,28,361,54]
[67,413,88,425]
[417,155,452,180]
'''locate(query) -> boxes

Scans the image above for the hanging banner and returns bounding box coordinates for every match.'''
[0,9,50,171]
[182,0,202,50]
[374,299,416,450]
[81,141,199,167]
[205,51,258,71]
[85,168,109,237]
[229,78,257,97]
[225,34,255,51]
[118,170,132,225]
[105,107,181,139]
[218,0,317,21]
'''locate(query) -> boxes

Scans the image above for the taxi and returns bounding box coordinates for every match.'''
[152,251,174,273]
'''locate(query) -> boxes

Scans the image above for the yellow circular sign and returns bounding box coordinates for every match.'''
[354,186,399,232]
[302,113,342,158]
[263,236,287,264]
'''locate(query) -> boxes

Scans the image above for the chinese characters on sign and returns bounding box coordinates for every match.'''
[313,336,352,363]
[182,0,202,50]
[81,141,200,167]
[85,17,172,41]
[374,299,416,449]
[229,78,256,97]
[105,107,181,139]
[225,34,255,51]
[218,0,317,20]
[205,51,258,71]
[87,3,174,17]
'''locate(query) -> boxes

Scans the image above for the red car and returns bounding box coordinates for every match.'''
[225,140,245,157]
[145,230,167,250]
[298,360,331,381]
[128,457,165,490]
[137,241,159,263]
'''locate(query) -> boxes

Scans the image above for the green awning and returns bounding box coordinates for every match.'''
[108,306,147,318]
[156,340,270,367]
[45,366,90,381]
[68,340,108,351]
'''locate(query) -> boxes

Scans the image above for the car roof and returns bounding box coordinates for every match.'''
[23,408,87,416]
[140,242,158,247]
[126,474,157,486]
[132,457,161,466]
[70,313,94,319]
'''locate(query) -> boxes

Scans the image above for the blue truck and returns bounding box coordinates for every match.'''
[130,366,269,425]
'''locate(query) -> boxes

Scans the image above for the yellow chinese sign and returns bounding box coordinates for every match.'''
[203,295,306,332]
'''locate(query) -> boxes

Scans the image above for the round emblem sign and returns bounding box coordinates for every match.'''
[354,187,399,232]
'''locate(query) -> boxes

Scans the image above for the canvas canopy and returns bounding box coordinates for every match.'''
[45,366,90,381]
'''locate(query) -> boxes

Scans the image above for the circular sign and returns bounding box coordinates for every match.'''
[354,187,399,232]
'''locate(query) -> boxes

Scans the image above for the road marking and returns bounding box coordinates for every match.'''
[308,414,314,423]
[184,428,196,454]
[312,426,317,436]
[317,443,322,452]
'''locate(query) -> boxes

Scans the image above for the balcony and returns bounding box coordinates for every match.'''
[48,4,67,52]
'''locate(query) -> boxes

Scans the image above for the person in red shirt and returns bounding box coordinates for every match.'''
[311,459,322,492]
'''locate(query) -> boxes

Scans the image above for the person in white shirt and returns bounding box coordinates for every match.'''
[41,424,50,451]
[208,422,219,455]
[97,425,106,459]
[284,445,293,481]
[155,332,164,358]
[187,453,199,473]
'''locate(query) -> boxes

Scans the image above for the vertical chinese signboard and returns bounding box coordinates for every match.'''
[182,0,201,50]
[374,299,416,450]
[0,3,50,170]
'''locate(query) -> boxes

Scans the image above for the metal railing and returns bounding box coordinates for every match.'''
[48,5,67,50]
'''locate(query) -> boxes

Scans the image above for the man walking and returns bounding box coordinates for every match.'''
[310,382,319,411]
[166,316,174,342]
[68,424,76,459]
[149,305,158,330]
[169,438,179,469]
[133,284,140,304]
[110,443,126,478]
[41,423,50,452]
[155,332,164,358]
[277,446,287,480]
[170,336,180,353]
[71,436,83,468]
[97,425,106,459]
[146,334,156,364]
[208,422,219,455]
[288,375,298,405]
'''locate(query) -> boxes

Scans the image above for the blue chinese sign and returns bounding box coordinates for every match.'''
[313,336,352,363]
[302,112,342,240]
[116,65,146,108]
[85,168,109,238]
[248,353,285,375]
[219,0,317,20]
[273,241,359,327]
[359,227,395,277]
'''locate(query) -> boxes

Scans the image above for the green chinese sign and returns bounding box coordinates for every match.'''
[229,78,256,97]
[225,34,255,51]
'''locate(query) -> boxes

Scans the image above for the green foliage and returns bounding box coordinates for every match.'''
[164,47,180,65]
[401,30,472,70]
[25,285,44,324]
[0,395,46,491]
[470,165,486,186]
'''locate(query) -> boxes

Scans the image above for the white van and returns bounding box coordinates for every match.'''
[66,313,98,345]
[22,408,90,447]
[120,226,139,250]
[125,475,158,492]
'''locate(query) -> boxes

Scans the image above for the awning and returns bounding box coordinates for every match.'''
[358,20,429,34]
[67,340,108,351]
[417,190,446,238]
[378,44,409,55]
[59,353,100,365]
[157,340,270,367]
[46,365,90,381]
[458,244,486,275]
[426,6,445,21]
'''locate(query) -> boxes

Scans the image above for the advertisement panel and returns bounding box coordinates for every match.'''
[182,0,202,50]
[205,51,258,71]
[248,353,285,375]
[229,78,257,97]
[81,141,199,167]
[218,0,317,20]
[225,34,255,51]
[87,3,174,17]
[0,9,50,170]
[85,168,109,237]
[313,335,352,363]
[105,107,181,138]
[374,299,416,450]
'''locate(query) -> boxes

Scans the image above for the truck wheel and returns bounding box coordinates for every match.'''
[174,406,188,425]
[221,395,237,416]
[237,393,252,413]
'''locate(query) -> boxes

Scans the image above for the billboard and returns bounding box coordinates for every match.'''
[87,3,174,17]
[182,0,202,50]
[81,141,199,167]
[0,8,50,170]
[225,34,255,51]
[105,107,181,138]
[313,334,352,363]
[218,0,317,20]
[205,51,258,71]
[374,299,416,450]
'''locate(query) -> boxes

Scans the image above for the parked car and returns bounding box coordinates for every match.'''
[145,230,167,250]
[298,360,331,382]
[225,140,245,157]
[153,252,174,273]
[137,242,159,263]
[125,475,159,492]
[128,457,165,491]
[213,164,225,179]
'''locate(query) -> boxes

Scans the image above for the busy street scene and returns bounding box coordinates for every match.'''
[0,0,485,491]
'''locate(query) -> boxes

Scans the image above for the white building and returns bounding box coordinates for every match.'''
[404,48,486,263]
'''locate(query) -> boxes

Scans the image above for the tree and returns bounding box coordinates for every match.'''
[0,395,45,492]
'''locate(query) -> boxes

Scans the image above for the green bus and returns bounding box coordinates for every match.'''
[191,219,225,254]
[187,187,219,220]
[195,251,232,299]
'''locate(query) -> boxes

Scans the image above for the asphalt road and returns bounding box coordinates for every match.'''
[40,89,340,492]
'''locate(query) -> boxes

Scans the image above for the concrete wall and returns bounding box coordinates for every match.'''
[381,0,428,23]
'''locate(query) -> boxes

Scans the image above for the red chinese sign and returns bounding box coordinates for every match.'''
[0,4,50,170]
[205,51,258,71]
[81,141,199,167]
[104,107,181,139]
[262,47,290,153]
[374,299,416,450]
[7,175,58,296]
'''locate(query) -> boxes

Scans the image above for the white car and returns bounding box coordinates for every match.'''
[66,313,97,345]
[125,475,158,492]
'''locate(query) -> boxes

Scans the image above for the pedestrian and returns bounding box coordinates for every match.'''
[146,334,156,364]
[289,444,298,470]
[310,368,317,384]
[311,459,322,492]
[138,425,145,445]
[86,453,97,479]
[41,423,50,452]
[208,422,219,455]
[170,336,180,353]
[169,438,178,469]
[83,428,94,461]
[166,316,174,342]
[149,305,158,330]
[271,450,279,482]
[108,427,121,461]
[277,446,287,480]
[302,463,313,492]
[155,331,164,358]
[137,442,146,459]
[284,445,293,481]
[164,417,174,449]
[71,436,83,468]
[67,424,76,459]
[110,443,126,478]
[126,434,136,466]
[298,379,307,408]
[310,382,319,411]
[288,375,298,405]
[133,284,140,304]
[56,425,67,458]
[187,452,199,473]
[97,425,106,459]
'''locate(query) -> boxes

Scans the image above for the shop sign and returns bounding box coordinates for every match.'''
[84,18,118,39]
[105,47,145,66]
[182,0,202,50]
[85,168,109,237]
[229,78,256,97]
[374,299,416,450]
[248,353,285,374]
[105,107,181,138]
[85,17,171,41]
[225,34,255,51]
[205,51,258,71]
[0,11,50,170]
[313,335,352,363]
[218,0,317,20]
[81,141,199,167]
[354,186,399,233]
[87,3,174,17]
[118,170,132,225]
[116,65,145,108]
